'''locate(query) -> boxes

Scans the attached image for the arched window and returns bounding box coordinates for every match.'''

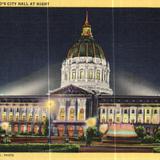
[59,108,65,120]
[72,69,76,80]
[80,69,84,79]
[88,69,93,79]
[79,108,84,120]
[69,108,75,121]
[96,70,100,80]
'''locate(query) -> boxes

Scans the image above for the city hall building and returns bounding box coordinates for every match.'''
[0,13,160,137]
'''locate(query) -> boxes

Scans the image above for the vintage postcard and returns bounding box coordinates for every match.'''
[0,0,159,160]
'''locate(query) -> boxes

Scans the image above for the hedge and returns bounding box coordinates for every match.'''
[153,147,160,153]
[0,144,80,152]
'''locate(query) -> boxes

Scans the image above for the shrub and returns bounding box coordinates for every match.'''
[155,129,160,140]
[155,139,160,143]
[135,126,145,139]
[0,144,80,152]
[143,135,154,143]
[153,147,160,153]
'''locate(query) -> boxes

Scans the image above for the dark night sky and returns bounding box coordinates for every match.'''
[0,8,159,95]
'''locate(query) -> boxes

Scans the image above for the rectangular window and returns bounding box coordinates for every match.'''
[96,70,100,80]
[154,110,158,114]
[72,69,76,80]
[131,110,135,114]
[124,109,128,114]
[147,110,150,114]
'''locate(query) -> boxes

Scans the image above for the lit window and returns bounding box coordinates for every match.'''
[72,69,76,80]
[88,69,93,79]
[35,116,38,122]
[69,108,75,121]
[59,108,65,120]
[80,69,84,79]
[22,115,26,121]
[9,114,13,121]
[79,108,84,120]
[96,70,100,80]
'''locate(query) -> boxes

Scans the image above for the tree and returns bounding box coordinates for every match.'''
[85,127,96,146]
[135,126,145,139]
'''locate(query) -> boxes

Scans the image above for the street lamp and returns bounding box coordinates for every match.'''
[1,122,10,144]
[45,99,55,144]
[86,117,97,128]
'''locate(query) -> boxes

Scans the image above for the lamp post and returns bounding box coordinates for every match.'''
[1,122,10,143]
[46,99,55,144]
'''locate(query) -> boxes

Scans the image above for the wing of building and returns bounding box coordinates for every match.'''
[0,12,159,138]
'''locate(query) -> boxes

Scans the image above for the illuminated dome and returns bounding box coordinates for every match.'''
[61,12,113,94]
[67,37,105,60]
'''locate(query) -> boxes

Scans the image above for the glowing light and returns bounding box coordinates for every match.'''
[86,117,96,127]
[1,122,9,131]
[45,99,56,110]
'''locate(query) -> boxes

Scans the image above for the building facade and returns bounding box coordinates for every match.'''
[0,13,159,137]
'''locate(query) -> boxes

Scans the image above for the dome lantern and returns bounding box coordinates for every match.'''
[81,11,93,37]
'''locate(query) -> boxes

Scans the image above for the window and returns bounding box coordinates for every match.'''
[80,69,84,79]
[60,108,65,120]
[79,108,84,120]
[28,115,32,122]
[72,69,76,80]
[22,115,26,121]
[69,108,75,121]
[154,109,158,114]
[116,110,120,114]
[35,116,38,122]
[138,109,142,114]
[3,108,6,112]
[88,69,93,79]
[131,110,135,114]
[124,109,128,114]
[110,109,112,114]
[147,110,150,114]
[96,70,100,80]
[9,114,13,121]
[102,109,105,114]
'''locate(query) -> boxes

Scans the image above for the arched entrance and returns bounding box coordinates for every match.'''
[34,125,39,134]
[77,126,84,137]
[14,124,18,133]
[68,126,74,137]
[57,125,64,137]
